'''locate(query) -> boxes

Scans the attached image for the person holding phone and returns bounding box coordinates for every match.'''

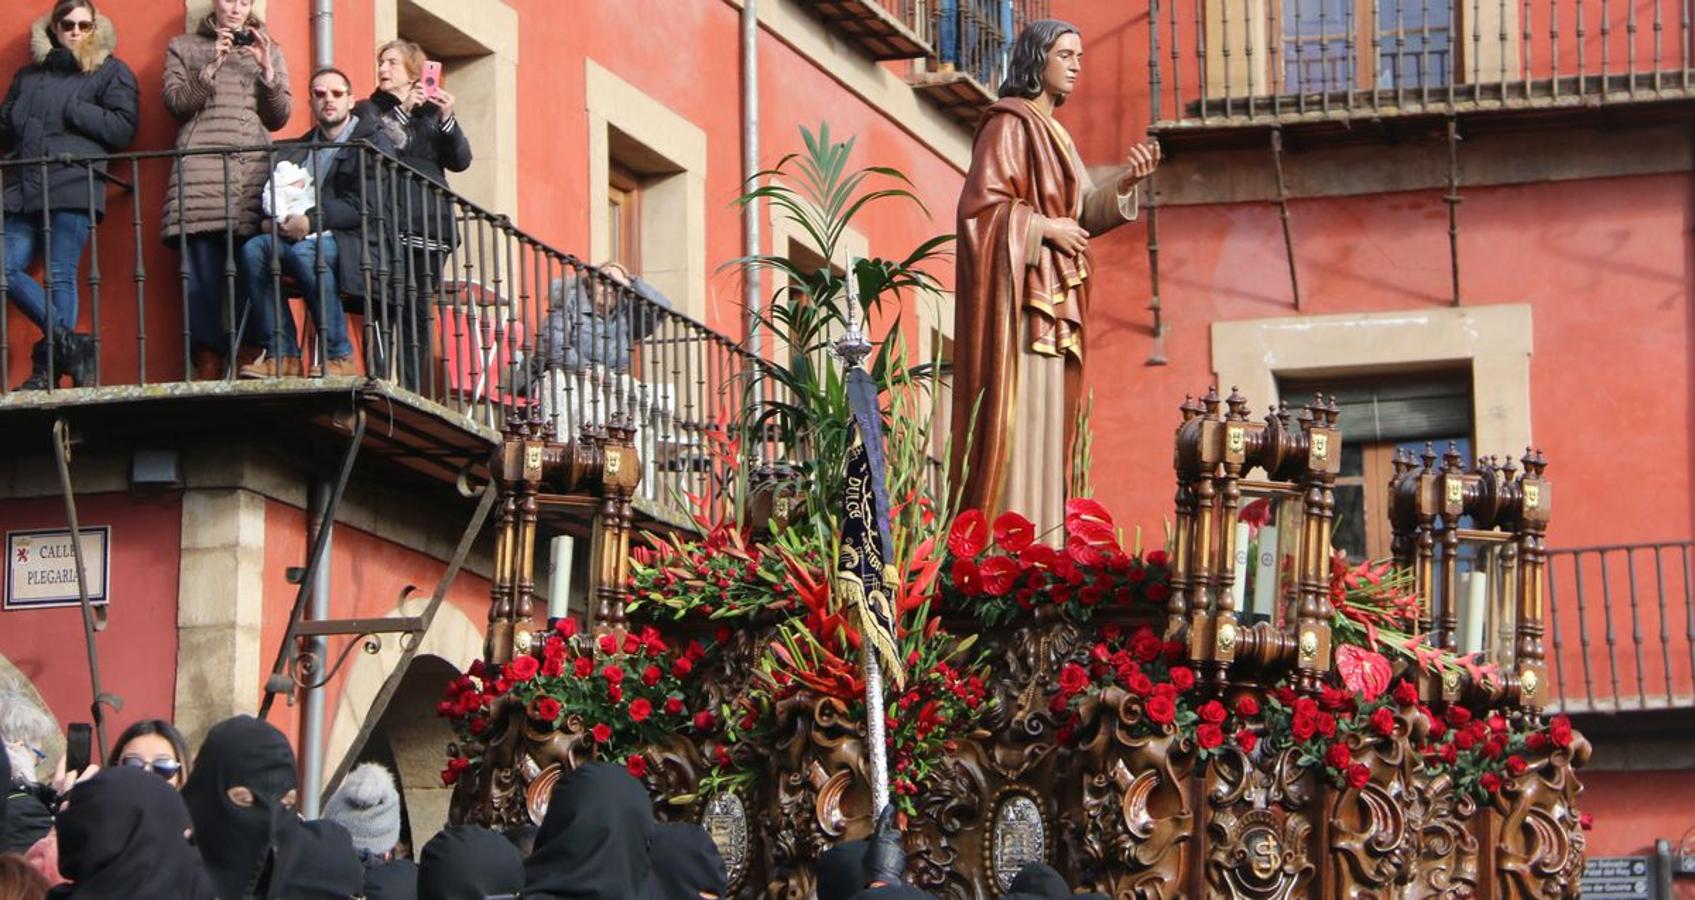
[161,0,291,382]
[357,39,472,391]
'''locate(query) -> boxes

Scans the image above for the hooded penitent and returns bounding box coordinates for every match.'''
[269,819,365,900]
[181,715,300,900]
[846,887,934,900]
[1007,861,1071,899]
[418,825,524,900]
[648,822,728,900]
[816,840,870,900]
[50,766,216,899]
[524,761,655,899]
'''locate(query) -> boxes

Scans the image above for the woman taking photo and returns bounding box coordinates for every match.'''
[357,39,471,390]
[161,0,290,381]
[107,719,190,790]
[1,0,138,390]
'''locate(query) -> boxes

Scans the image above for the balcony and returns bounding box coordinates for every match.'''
[1544,539,1695,715]
[906,0,1051,125]
[0,145,775,529]
[1148,0,1695,140]
[794,0,934,60]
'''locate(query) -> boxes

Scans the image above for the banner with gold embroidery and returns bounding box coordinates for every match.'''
[837,366,905,688]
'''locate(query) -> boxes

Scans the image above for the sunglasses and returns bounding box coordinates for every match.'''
[120,755,184,780]
[57,19,94,34]
[312,88,349,100]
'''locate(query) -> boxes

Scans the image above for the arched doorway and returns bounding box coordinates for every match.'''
[345,654,461,853]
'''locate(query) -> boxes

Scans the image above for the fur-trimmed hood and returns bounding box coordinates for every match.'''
[29,12,116,74]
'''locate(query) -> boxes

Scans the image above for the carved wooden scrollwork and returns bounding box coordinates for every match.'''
[1496,733,1592,898]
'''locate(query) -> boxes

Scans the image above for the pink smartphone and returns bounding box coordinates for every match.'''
[420,60,443,99]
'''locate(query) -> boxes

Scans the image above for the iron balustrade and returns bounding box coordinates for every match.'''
[1544,539,1695,714]
[0,143,786,525]
[1148,0,1695,127]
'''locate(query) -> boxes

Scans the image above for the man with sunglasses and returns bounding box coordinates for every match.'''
[238,67,394,379]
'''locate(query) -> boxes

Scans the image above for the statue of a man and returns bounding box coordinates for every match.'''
[950,19,1161,533]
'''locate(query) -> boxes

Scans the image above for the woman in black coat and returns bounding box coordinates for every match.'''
[355,38,472,391]
[1,0,138,390]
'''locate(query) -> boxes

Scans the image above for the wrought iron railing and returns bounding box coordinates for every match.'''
[0,144,783,523]
[1545,540,1695,714]
[865,0,1047,89]
[1148,0,1695,127]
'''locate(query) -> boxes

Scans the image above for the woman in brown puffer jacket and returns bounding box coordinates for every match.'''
[161,0,290,380]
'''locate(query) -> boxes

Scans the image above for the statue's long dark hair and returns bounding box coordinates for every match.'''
[997,18,1082,106]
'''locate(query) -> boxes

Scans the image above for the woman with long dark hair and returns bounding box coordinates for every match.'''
[106,719,189,790]
[1,0,138,390]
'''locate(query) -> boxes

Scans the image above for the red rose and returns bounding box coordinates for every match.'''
[1145,695,1177,725]
[1058,663,1091,696]
[555,616,579,638]
[590,723,612,742]
[1549,715,1573,748]
[1320,686,1352,713]
[1325,742,1352,770]
[979,556,1022,596]
[598,634,618,655]
[1047,693,1069,716]
[1487,714,1507,734]
[1274,686,1298,706]
[601,664,625,684]
[1453,730,1476,751]
[665,696,685,716]
[606,683,624,703]
[1128,673,1154,696]
[1235,729,1258,753]
[1198,700,1228,725]
[1525,732,1549,753]
[1506,755,1528,776]
[1131,630,1163,663]
[1090,643,1112,663]
[642,664,663,687]
[1393,681,1420,706]
[531,697,562,722]
[507,655,541,682]
[1163,641,1185,663]
[1196,723,1225,749]
[1445,705,1472,727]
[1169,667,1196,692]
[714,625,732,645]
[992,511,1035,553]
[1370,706,1396,737]
[629,698,653,723]
[1291,712,1317,742]
[713,744,733,768]
[950,558,982,595]
[948,509,989,558]
[440,767,459,786]
[1293,697,1319,718]
[1316,713,1337,738]
[672,656,695,678]
[1345,763,1372,790]
[1152,682,1177,701]
[694,710,716,731]
[573,657,594,679]
[1427,718,1447,740]
[1579,812,1594,831]
[618,633,637,655]
[469,716,489,735]
[1480,772,1502,793]
[1439,743,1458,765]
[1146,549,1169,567]
[541,656,564,678]
[626,753,648,779]
[1482,739,1504,760]
[1146,583,1171,604]
[1235,696,1260,718]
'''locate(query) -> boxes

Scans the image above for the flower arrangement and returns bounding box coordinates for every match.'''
[939,499,1174,627]
[437,618,706,783]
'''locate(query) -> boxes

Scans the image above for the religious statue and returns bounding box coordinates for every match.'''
[950,19,1162,533]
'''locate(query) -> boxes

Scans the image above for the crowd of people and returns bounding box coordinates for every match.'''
[2,0,471,389]
[2,682,1114,898]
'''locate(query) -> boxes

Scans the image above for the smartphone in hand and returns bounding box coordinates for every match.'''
[420,60,443,100]
[65,722,93,775]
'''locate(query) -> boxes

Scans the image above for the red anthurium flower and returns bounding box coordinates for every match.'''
[951,558,982,596]
[948,510,989,558]
[1064,497,1114,532]
[992,512,1036,553]
[979,556,1021,596]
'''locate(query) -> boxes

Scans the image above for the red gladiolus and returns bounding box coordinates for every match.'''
[573,657,594,679]
[1479,772,1502,793]
[948,509,989,558]
[1393,681,1420,706]
[672,657,694,678]
[599,634,618,655]
[1059,663,1090,696]
[1326,743,1352,770]
[1145,695,1177,725]
[626,754,648,779]
[993,511,1035,553]
[1169,667,1196,692]
[1506,755,1527,776]
[1235,696,1260,718]
[1235,729,1258,753]
[642,665,663,687]
[1370,706,1396,737]
[555,616,579,638]
[591,723,612,743]
[665,696,685,716]
[531,697,562,722]
[507,655,541,682]
[1198,700,1228,725]
[629,698,653,723]
[1196,723,1225,750]
[980,556,1021,596]
[1345,763,1372,790]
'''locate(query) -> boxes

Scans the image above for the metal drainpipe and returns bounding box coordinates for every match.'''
[741,0,762,358]
[300,481,333,819]
[311,0,334,71]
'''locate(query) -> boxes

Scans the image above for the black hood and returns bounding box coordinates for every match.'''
[817,840,870,900]
[525,762,655,899]
[53,766,216,899]
[648,822,727,899]
[419,826,524,900]
[270,819,364,899]
[181,716,300,900]
[1009,861,1071,898]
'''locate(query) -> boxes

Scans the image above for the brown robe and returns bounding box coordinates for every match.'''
[950,97,1137,533]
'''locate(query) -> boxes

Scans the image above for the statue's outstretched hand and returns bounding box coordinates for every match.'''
[1119,139,1163,192]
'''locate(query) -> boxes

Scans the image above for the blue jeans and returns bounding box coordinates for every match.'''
[4,211,91,335]
[183,233,246,354]
[240,233,351,360]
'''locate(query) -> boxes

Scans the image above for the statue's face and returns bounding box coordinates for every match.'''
[1042,32,1083,101]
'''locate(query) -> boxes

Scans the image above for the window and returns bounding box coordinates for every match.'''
[1278,0,1453,93]
[1278,371,1472,559]
[607,165,642,275]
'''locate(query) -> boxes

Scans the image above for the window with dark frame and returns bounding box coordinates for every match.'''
[1279,0,1453,93]
[608,164,642,275]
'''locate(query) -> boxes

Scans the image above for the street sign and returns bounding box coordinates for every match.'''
[1581,856,1657,900]
[5,527,110,610]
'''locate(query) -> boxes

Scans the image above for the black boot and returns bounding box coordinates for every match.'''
[16,338,53,390]
[55,328,96,388]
